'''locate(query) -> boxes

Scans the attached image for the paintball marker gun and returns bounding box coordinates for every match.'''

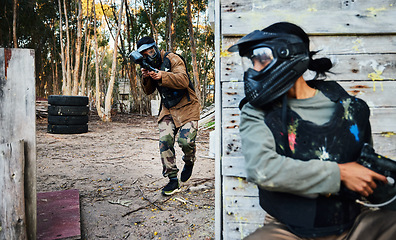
[129,51,159,73]
[356,143,396,210]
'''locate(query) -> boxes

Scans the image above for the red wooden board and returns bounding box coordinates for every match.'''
[37,189,81,240]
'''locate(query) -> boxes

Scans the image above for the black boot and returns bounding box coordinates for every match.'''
[161,177,180,196]
[180,164,194,182]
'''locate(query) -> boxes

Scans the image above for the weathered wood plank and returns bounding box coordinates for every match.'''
[223,156,246,177]
[370,108,396,133]
[339,81,396,107]
[223,194,265,227]
[309,36,396,54]
[222,177,266,239]
[222,53,396,82]
[372,134,396,159]
[223,128,243,157]
[325,55,396,81]
[221,35,396,83]
[221,0,396,12]
[222,82,244,108]
[221,1,396,36]
[222,108,241,129]
[222,36,396,57]
[224,195,262,215]
[0,48,36,240]
[224,222,263,240]
[0,140,27,240]
[37,189,81,240]
[223,176,259,197]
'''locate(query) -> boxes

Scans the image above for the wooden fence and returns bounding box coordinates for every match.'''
[211,1,396,239]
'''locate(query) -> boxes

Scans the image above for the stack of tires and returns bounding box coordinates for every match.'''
[47,95,89,134]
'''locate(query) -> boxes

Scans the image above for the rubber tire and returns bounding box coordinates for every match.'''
[48,115,88,125]
[48,95,89,106]
[47,124,88,134]
[48,105,89,116]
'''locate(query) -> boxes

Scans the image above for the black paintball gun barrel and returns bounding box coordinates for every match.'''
[356,143,396,210]
[358,143,396,181]
[128,51,159,73]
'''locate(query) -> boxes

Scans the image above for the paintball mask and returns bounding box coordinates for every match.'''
[129,36,162,72]
[228,30,309,108]
[136,40,162,69]
[128,51,158,73]
[356,143,396,211]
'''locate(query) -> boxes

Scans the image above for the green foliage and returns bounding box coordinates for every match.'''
[204,121,215,129]
[130,0,215,105]
[1,0,214,106]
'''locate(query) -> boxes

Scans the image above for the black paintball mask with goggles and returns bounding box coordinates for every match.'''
[129,40,162,71]
[228,30,309,109]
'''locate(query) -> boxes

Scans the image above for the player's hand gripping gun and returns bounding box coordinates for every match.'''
[356,143,396,210]
[128,51,159,73]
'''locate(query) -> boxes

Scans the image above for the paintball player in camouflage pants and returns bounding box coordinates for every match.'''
[136,36,201,196]
[159,116,198,184]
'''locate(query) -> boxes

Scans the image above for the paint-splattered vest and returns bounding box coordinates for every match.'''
[260,80,371,237]
[155,52,194,109]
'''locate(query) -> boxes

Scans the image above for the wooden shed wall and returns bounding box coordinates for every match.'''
[214,0,396,239]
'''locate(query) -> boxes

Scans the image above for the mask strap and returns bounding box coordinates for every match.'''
[289,43,307,55]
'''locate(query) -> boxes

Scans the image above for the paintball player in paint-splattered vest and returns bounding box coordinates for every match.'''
[229,22,396,239]
[136,36,200,196]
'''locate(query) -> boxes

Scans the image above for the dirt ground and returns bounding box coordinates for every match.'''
[36,112,215,240]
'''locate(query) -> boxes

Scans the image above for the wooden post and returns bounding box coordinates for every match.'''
[213,0,223,239]
[0,48,36,240]
[0,140,27,239]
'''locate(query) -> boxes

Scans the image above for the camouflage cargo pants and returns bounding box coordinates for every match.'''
[158,115,198,178]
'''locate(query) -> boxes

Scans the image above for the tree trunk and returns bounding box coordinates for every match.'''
[80,36,90,96]
[142,1,157,39]
[72,0,83,95]
[58,0,67,94]
[51,18,59,95]
[54,59,59,95]
[186,0,201,105]
[12,0,18,48]
[93,0,104,119]
[63,0,72,95]
[125,0,132,54]
[80,0,92,96]
[125,0,139,113]
[166,0,174,52]
[103,0,124,121]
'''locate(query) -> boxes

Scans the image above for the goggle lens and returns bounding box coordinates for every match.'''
[143,48,157,59]
[242,47,274,72]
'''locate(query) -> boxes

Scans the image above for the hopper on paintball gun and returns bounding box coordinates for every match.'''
[356,143,396,210]
[129,51,159,73]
